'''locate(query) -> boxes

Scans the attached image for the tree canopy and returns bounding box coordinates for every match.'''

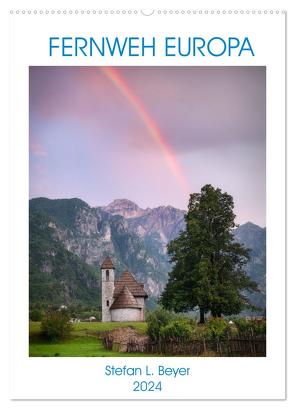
[161,184,258,322]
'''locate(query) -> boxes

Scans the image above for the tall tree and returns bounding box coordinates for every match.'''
[161,184,258,323]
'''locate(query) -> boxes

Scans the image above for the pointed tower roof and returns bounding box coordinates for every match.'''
[114,271,147,298]
[101,256,115,269]
[110,286,140,309]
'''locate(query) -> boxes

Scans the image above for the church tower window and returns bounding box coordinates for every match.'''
[106,270,109,281]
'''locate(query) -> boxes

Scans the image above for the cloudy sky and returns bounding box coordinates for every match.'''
[30,66,266,226]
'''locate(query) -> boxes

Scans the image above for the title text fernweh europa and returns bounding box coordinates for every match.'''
[49,36,254,57]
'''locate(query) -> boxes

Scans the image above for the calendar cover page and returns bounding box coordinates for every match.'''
[9,2,286,400]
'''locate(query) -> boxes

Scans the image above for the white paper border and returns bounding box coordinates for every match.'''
[9,9,285,400]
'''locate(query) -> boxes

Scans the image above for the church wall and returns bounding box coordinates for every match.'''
[136,297,145,320]
[111,308,142,322]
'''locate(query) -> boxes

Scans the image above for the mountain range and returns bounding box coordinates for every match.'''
[29,198,266,313]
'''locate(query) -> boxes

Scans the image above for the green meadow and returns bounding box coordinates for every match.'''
[29,321,151,357]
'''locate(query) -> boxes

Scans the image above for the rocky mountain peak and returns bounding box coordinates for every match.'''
[29,197,266,312]
[234,222,266,256]
[102,199,148,219]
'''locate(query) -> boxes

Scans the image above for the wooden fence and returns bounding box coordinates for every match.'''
[125,337,266,357]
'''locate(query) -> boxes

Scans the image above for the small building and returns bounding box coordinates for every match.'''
[101,256,148,322]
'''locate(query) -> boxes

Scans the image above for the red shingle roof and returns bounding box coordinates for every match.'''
[110,286,141,309]
[101,256,115,269]
[114,271,148,298]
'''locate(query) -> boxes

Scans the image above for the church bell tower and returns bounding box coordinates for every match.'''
[101,256,115,322]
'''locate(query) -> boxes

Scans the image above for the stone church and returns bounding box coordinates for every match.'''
[101,256,148,322]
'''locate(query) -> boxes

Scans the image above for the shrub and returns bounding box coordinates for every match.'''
[41,308,73,341]
[160,319,195,341]
[204,318,231,340]
[234,318,266,337]
[146,308,174,341]
[29,308,45,322]
[253,319,266,336]
[233,318,249,335]
[146,308,195,342]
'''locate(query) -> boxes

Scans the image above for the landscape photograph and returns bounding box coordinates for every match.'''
[29,66,266,357]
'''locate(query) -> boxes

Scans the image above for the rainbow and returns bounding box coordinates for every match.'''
[100,66,190,194]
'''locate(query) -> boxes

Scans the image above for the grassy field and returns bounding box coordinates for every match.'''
[29,321,151,357]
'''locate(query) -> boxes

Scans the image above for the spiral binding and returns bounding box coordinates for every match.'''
[9,9,286,16]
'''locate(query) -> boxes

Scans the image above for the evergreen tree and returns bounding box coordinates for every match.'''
[161,184,258,322]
